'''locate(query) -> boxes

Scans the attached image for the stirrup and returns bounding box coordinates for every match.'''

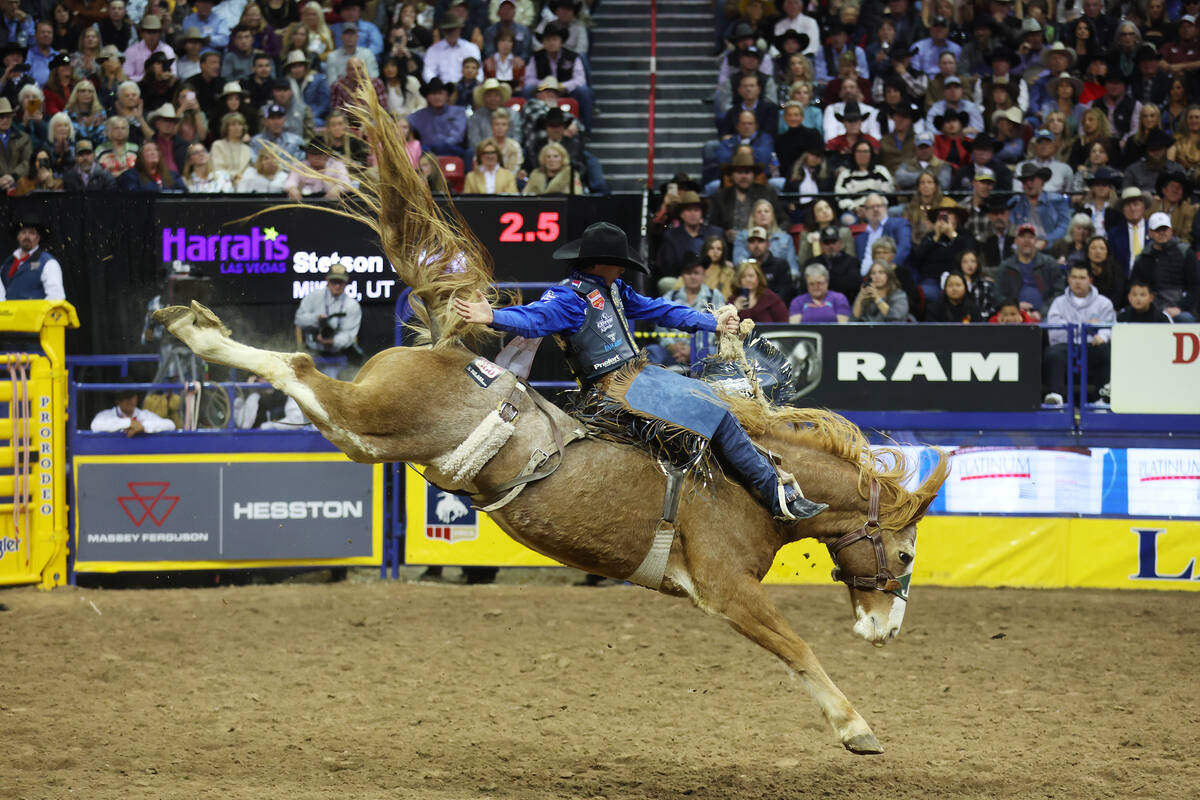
[774,483,828,521]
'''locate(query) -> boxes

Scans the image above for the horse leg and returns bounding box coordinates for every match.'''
[691,575,883,754]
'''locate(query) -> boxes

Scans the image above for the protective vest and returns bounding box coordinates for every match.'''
[0,249,53,300]
[556,275,638,383]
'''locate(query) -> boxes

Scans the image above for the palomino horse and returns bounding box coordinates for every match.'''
[154,87,948,755]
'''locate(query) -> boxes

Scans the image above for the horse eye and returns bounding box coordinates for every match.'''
[897,552,913,565]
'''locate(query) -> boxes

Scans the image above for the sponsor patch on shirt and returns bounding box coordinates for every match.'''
[465,357,504,388]
[570,279,582,288]
[539,289,556,301]
[596,312,615,332]
[587,289,605,310]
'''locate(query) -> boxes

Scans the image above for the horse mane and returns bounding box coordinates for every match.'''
[723,395,949,530]
[288,79,503,349]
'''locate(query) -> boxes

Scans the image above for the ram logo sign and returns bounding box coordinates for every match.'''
[837,351,1020,382]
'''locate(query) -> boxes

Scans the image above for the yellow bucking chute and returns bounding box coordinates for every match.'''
[0,300,79,588]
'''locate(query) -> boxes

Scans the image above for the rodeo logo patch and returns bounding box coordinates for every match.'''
[425,486,478,543]
[465,357,504,388]
[587,289,605,310]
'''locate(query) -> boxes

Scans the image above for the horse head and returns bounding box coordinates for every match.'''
[826,458,946,647]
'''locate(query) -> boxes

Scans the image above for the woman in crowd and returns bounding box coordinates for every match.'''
[182,143,234,193]
[45,112,76,174]
[852,261,909,322]
[11,150,63,195]
[1167,105,1200,179]
[117,140,186,192]
[211,112,253,181]
[93,46,127,112]
[392,115,422,167]
[900,169,944,245]
[96,115,137,175]
[112,80,151,143]
[1069,107,1119,168]
[1042,110,1076,161]
[486,108,523,173]
[732,198,799,277]
[957,250,998,320]
[789,262,849,323]
[43,55,76,115]
[1083,234,1123,306]
[732,260,788,323]
[173,85,209,148]
[322,109,370,167]
[523,142,582,195]
[1122,104,1166,166]
[380,56,424,117]
[1162,77,1190,135]
[1062,15,1101,63]
[49,2,78,52]
[833,140,894,217]
[298,1,334,60]
[701,234,735,298]
[1052,213,1095,268]
[1040,72,1084,136]
[776,54,814,108]
[65,81,107,145]
[462,138,517,194]
[929,271,982,323]
[238,149,290,193]
[71,25,104,81]
[796,198,854,263]
[483,28,523,92]
[218,82,261,137]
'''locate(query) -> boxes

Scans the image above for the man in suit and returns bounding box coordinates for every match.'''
[855,192,912,275]
[1106,186,1151,279]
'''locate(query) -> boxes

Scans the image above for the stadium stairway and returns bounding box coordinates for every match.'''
[589,0,715,192]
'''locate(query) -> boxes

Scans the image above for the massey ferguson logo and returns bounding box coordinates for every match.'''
[838,351,1019,382]
[119,482,180,527]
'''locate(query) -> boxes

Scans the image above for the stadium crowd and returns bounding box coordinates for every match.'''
[0,0,607,196]
[652,0,1199,386]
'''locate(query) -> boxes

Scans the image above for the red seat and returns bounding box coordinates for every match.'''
[557,97,580,119]
[437,155,465,193]
[505,96,527,114]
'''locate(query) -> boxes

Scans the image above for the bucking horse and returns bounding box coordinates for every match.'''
[154,85,948,755]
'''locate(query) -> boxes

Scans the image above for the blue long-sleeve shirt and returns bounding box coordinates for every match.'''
[408,104,467,152]
[489,273,719,340]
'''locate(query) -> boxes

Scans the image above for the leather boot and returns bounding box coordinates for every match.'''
[710,414,827,520]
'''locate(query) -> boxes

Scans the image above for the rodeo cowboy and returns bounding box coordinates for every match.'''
[453,221,827,522]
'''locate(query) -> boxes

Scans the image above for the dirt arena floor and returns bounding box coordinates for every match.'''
[2,569,1198,800]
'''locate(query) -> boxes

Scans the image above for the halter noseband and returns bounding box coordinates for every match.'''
[826,479,909,602]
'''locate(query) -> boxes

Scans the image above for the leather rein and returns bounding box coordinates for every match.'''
[825,479,909,602]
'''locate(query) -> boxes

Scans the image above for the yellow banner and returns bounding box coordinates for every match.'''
[405,479,1200,590]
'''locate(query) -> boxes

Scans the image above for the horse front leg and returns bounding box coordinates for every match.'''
[153,301,332,428]
[697,577,882,754]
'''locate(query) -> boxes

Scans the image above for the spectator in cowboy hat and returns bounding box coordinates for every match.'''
[139,51,179,113]
[958,132,1012,190]
[773,0,819,57]
[1091,70,1141,142]
[1,41,36,110]
[1076,165,1123,232]
[814,20,867,84]
[713,108,775,186]
[285,138,350,201]
[181,0,230,51]
[1123,129,1184,194]
[408,76,468,160]
[974,47,1028,113]
[990,106,1031,165]
[0,213,66,301]
[826,100,881,166]
[283,50,330,127]
[331,0,384,57]
[1106,185,1153,277]
[823,79,881,143]
[0,96,30,192]
[910,197,975,308]
[1029,41,1077,112]
[1148,172,1198,245]
[174,27,212,82]
[1129,43,1171,108]
[925,74,984,137]
[1038,71,1085,132]
[708,147,786,243]
[124,12,176,83]
[525,21,591,129]
[467,76,513,149]
[657,190,722,278]
[1014,128,1073,194]
[1010,161,1071,247]
[423,14,481,85]
[147,102,189,173]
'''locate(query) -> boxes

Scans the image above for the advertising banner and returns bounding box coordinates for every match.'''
[1110,323,1200,413]
[756,323,1043,411]
[74,453,383,571]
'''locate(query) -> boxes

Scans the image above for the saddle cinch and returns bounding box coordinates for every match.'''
[440,331,802,590]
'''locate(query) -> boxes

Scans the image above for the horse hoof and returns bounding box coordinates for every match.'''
[190,301,232,335]
[152,304,194,328]
[842,733,884,755]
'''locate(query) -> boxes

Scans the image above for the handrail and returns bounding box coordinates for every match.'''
[647,0,658,188]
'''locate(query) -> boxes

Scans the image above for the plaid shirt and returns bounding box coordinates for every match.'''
[961,197,991,243]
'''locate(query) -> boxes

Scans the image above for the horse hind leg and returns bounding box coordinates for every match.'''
[154,301,331,427]
[691,575,883,754]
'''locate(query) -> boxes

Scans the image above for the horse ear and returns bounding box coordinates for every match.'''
[911,449,950,522]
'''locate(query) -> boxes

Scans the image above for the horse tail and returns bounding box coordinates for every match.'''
[324,74,502,348]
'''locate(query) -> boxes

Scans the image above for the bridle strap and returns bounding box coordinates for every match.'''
[827,479,907,599]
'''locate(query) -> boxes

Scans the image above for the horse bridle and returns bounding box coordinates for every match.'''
[826,479,910,602]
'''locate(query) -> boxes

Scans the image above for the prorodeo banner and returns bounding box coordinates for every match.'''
[757,323,1042,411]
[73,453,383,571]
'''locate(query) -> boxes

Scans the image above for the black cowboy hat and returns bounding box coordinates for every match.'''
[536,22,569,42]
[988,47,1020,68]
[1086,166,1122,185]
[553,221,648,273]
[677,249,705,275]
[983,194,1014,213]
[1016,162,1052,182]
[774,29,810,52]
[727,21,756,42]
[10,212,50,238]
[0,42,27,60]
[966,132,996,152]
[834,100,867,123]
[888,39,918,60]
[420,77,451,97]
[1144,128,1175,151]
[1156,169,1192,196]
[933,109,969,130]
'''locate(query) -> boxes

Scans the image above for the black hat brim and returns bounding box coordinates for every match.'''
[552,228,649,274]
